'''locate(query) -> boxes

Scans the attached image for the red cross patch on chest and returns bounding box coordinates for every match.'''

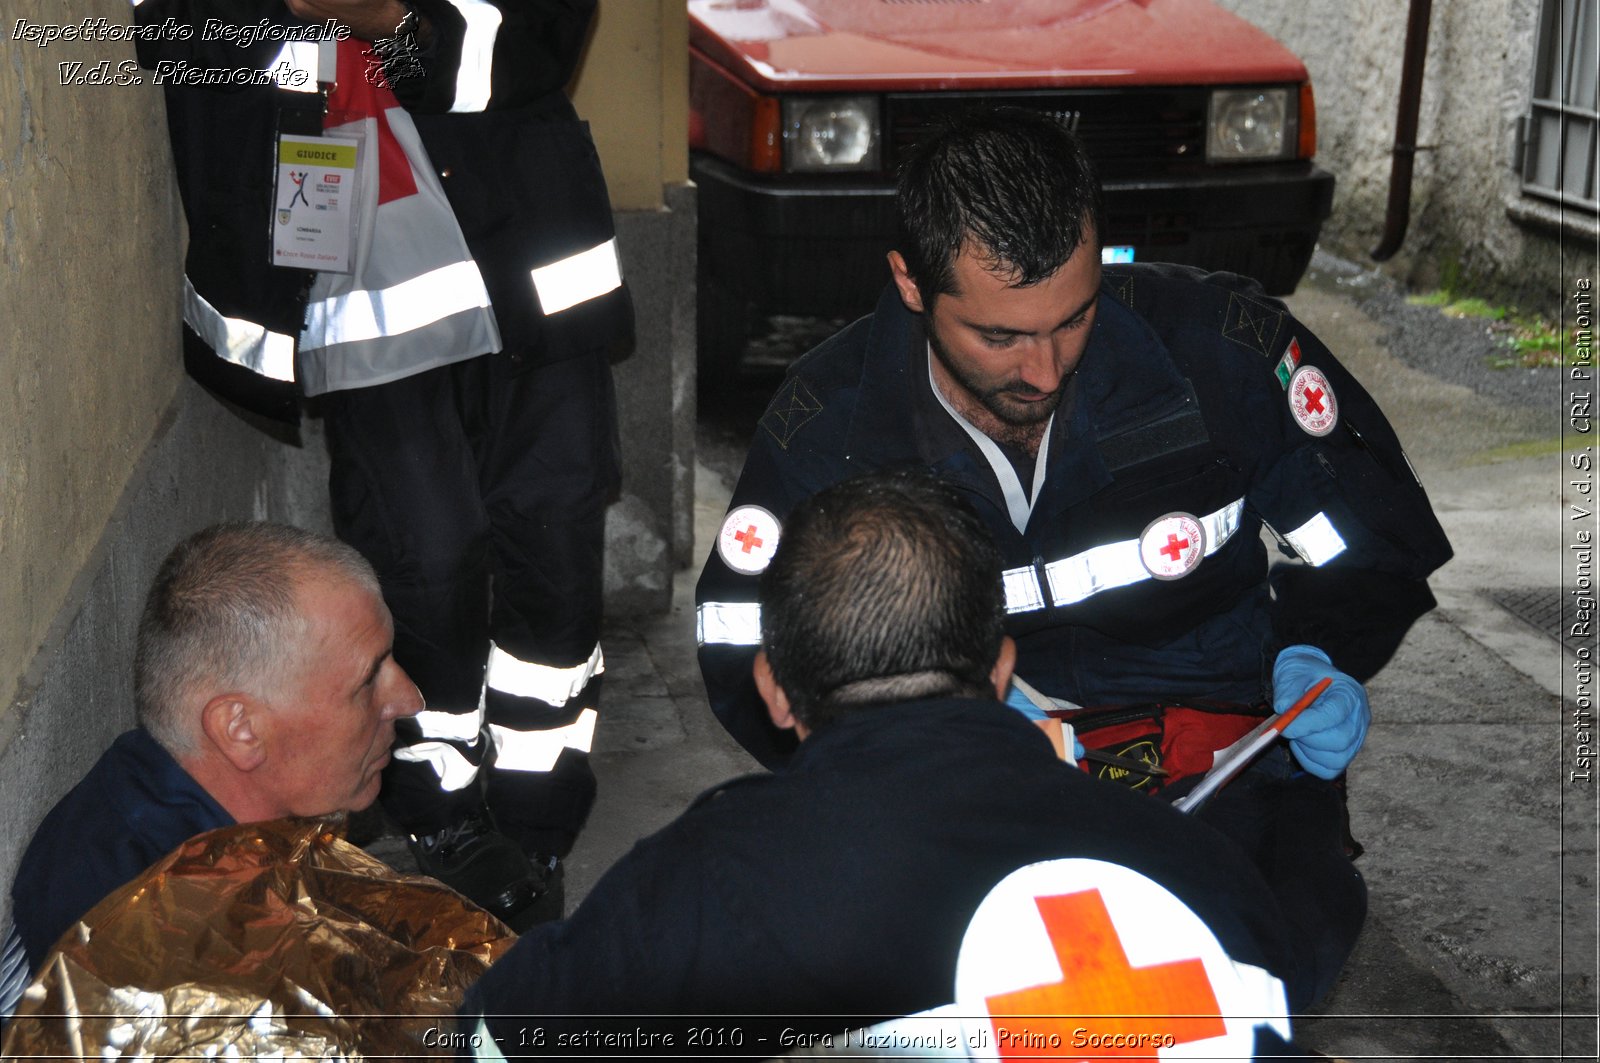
[1138,512,1205,580]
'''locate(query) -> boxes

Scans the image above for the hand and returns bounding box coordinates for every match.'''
[1273,644,1369,779]
[1006,682,1086,759]
[285,0,412,41]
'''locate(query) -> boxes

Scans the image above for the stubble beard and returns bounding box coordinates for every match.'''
[928,327,1066,453]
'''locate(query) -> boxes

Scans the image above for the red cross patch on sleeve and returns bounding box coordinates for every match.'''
[1287,365,1338,436]
[717,504,782,575]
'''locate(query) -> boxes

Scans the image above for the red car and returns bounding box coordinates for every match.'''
[690,0,1334,373]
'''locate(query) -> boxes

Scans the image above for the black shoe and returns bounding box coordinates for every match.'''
[508,853,565,932]
[407,808,542,928]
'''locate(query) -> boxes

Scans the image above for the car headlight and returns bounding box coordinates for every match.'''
[1207,88,1294,162]
[783,96,880,173]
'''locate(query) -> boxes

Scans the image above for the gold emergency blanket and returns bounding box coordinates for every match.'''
[2,817,515,1060]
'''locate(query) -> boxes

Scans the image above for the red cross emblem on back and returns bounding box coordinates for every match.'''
[985,889,1226,1059]
[1160,533,1190,562]
[733,525,763,553]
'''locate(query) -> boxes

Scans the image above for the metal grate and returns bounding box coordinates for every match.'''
[1486,586,1584,655]
[1522,0,1599,212]
[887,88,1216,179]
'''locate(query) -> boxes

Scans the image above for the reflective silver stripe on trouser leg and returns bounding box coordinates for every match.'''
[484,642,602,773]
[391,702,489,791]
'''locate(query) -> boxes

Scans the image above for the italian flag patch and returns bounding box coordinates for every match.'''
[1274,337,1304,389]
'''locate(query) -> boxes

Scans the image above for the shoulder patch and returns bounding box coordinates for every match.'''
[760,377,823,450]
[1105,271,1135,309]
[1273,337,1304,389]
[1221,290,1285,357]
[717,505,782,574]
[1287,365,1338,436]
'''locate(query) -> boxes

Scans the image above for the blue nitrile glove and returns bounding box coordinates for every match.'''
[1272,644,1370,779]
[1005,681,1086,759]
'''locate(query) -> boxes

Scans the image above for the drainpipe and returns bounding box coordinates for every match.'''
[1371,0,1433,262]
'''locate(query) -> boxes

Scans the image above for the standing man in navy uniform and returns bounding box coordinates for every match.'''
[133,0,632,927]
[696,108,1451,1002]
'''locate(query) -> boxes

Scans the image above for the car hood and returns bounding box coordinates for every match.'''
[688,0,1308,92]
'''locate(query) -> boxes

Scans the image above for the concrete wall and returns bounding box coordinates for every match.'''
[1217,0,1597,315]
[0,1,694,927]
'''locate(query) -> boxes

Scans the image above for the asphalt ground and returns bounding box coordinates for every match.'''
[365,251,1598,1060]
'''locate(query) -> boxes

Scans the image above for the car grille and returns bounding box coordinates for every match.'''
[886,89,1212,179]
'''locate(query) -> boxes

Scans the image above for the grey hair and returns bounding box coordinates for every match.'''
[133,522,379,753]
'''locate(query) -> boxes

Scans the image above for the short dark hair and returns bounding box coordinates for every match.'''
[134,522,379,753]
[759,470,1006,731]
[896,106,1104,300]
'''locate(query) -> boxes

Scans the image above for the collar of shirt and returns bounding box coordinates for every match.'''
[843,273,1198,526]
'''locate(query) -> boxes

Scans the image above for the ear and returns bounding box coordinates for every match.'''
[989,636,1018,701]
[753,651,798,733]
[199,693,268,773]
[887,251,926,314]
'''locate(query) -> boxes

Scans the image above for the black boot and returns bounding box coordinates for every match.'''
[407,805,544,930]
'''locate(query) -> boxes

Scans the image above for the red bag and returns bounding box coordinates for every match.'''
[1051,701,1272,794]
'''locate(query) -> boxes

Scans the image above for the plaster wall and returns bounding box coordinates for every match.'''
[573,0,691,211]
[1217,0,1597,314]
[0,385,331,934]
[0,0,184,717]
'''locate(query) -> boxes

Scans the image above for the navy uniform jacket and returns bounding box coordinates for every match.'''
[132,0,631,420]
[6,729,232,975]
[463,697,1306,1037]
[696,265,1452,765]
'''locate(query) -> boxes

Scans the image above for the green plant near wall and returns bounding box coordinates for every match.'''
[1406,290,1570,369]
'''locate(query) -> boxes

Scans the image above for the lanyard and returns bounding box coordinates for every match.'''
[927,350,1053,534]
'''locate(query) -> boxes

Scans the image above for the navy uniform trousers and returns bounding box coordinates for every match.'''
[323,349,618,857]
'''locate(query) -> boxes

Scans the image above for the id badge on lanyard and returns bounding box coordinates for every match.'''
[271,134,359,272]
[270,39,360,273]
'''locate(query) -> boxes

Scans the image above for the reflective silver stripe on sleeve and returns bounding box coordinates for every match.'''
[485,642,604,708]
[393,741,480,791]
[299,260,493,348]
[445,0,502,112]
[696,602,763,646]
[0,919,26,1020]
[183,277,296,382]
[1280,511,1348,566]
[488,709,598,773]
[1039,498,1248,609]
[411,706,485,744]
[1002,566,1045,614]
[530,238,624,314]
[268,40,323,91]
